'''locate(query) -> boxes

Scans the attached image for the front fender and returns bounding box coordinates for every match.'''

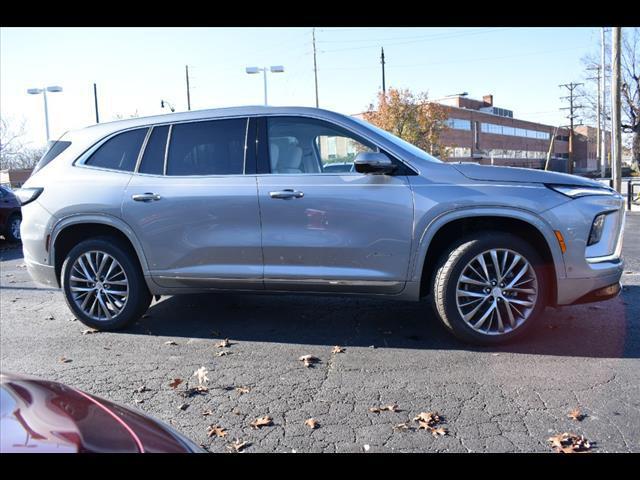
[409,206,567,286]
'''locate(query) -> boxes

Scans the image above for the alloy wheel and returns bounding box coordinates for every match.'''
[455,248,538,335]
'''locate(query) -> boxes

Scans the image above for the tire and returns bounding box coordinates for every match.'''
[61,236,152,331]
[5,214,21,243]
[432,232,548,345]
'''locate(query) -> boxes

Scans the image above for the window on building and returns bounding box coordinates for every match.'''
[85,128,147,172]
[446,118,471,130]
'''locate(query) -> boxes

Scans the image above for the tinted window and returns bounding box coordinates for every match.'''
[166,118,247,176]
[86,128,147,172]
[267,117,375,174]
[32,134,72,175]
[139,125,168,175]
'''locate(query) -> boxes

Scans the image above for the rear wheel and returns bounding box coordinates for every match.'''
[5,214,21,242]
[432,232,547,345]
[61,237,151,330]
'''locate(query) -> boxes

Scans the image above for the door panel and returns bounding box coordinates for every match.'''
[257,173,413,293]
[123,175,263,288]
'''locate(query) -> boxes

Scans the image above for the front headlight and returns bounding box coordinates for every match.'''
[546,184,615,198]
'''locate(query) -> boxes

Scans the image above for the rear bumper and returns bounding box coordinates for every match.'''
[25,258,59,288]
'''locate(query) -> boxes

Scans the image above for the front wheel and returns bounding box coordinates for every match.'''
[432,232,548,345]
[61,237,152,330]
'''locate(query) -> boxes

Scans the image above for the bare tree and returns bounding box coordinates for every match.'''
[0,117,46,170]
[580,28,639,170]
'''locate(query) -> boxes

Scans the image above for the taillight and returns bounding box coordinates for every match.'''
[15,187,43,206]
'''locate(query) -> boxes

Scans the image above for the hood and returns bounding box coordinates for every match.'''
[452,163,602,187]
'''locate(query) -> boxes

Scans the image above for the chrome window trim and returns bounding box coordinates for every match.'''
[163,124,173,176]
[134,127,153,173]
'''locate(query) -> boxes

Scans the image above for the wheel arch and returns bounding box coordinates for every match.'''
[413,208,564,305]
[50,215,149,287]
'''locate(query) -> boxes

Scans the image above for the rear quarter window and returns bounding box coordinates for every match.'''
[32,134,72,174]
[85,128,148,172]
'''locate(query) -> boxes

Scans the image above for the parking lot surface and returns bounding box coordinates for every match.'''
[1,214,639,453]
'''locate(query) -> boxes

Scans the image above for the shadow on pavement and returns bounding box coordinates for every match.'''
[126,285,639,359]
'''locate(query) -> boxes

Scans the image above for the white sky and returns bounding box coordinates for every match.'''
[1,27,603,148]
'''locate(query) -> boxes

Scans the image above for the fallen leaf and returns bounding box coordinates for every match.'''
[430,426,448,437]
[178,403,189,411]
[393,422,412,432]
[59,357,72,363]
[135,385,149,393]
[169,378,183,389]
[305,418,320,429]
[413,411,442,426]
[46,315,55,321]
[193,366,209,386]
[216,338,230,348]
[331,346,345,354]
[227,439,249,452]
[369,404,400,413]
[298,354,320,367]
[82,328,99,335]
[164,340,178,345]
[250,415,273,429]
[134,399,144,404]
[207,425,228,438]
[568,409,585,421]
[235,386,250,394]
[202,409,214,416]
[216,350,232,357]
[231,407,242,415]
[548,432,591,453]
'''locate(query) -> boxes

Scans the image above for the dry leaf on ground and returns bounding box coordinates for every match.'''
[169,378,183,389]
[59,357,72,363]
[193,366,209,386]
[202,409,214,416]
[216,350,232,357]
[227,439,249,452]
[568,409,586,421]
[331,346,345,354]
[164,340,178,345]
[305,418,320,429]
[298,355,320,367]
[548,432,591,453]
[235,386,250,394]
[393,422,412,432]
[207,425,228,438]
[82,328,98,335]
[178,403,189,411]
[250,415,273,429]
[135,385,149,393]
[430,426,448,437]
[216,339,231,348]
[370,404,400,413]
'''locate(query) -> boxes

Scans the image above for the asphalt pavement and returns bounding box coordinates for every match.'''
[1,214,639,453]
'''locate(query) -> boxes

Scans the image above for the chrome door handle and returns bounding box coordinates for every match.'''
[269,189,304,199]
[132,192,162,202]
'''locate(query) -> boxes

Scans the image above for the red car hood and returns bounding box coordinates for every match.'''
[0,372,202,453]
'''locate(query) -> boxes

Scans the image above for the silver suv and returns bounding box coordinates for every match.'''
[17,106,625,345]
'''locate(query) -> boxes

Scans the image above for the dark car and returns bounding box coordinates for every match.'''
[0,185,22,243]
[0,373,204,453]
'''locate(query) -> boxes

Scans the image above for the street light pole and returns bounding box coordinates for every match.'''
[27,85,63,143]
[263,68,268,106]
[246,66,284,106]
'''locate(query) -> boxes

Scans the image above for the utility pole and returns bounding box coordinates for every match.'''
[312,28,319,108]
[586,64,602,173]
[559,82,584,174]
[93,83,100,123]
[600,27,608,178]
[611,27,622,193]
[380,47,386,93]
[185,65,191,111]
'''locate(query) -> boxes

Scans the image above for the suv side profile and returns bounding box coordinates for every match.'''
[18,107,625,345]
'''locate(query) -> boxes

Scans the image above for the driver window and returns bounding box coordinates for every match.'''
[267,117,375,174]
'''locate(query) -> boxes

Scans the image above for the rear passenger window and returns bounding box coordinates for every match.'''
[166,118,247,176]
[86,128,147,172]
[139,125,168,175]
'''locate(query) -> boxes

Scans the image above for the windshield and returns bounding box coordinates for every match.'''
[351,116,443,164]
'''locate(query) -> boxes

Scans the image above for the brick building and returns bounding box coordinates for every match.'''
[355,93,609,172]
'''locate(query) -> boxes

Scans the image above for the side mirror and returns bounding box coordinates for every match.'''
[353,152,396,175]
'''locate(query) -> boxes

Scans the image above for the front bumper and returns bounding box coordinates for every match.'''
[25,258,59,288]
[542,193,625,306]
